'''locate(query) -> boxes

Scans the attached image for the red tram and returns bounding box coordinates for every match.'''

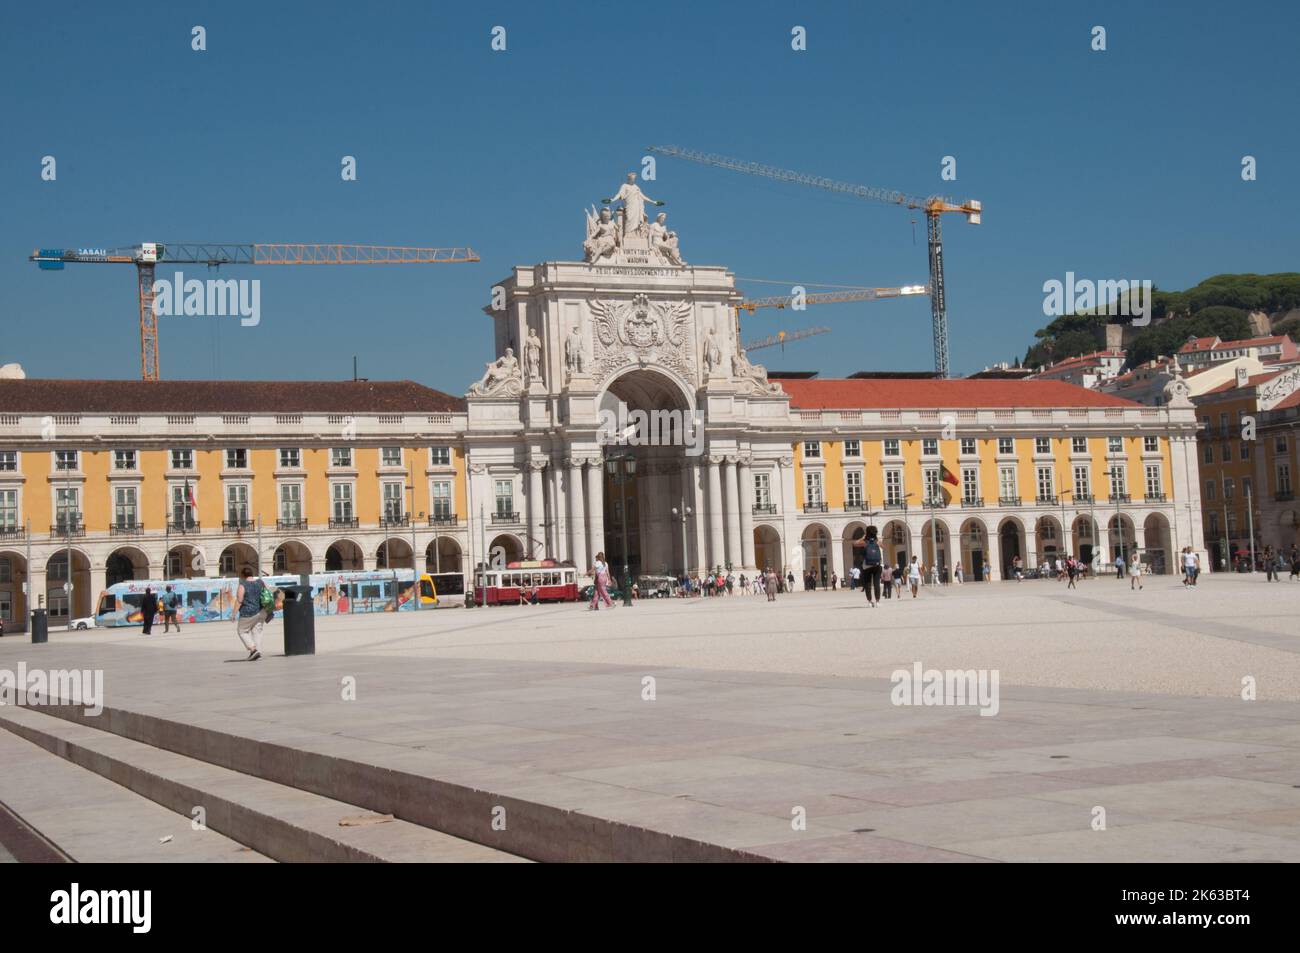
[472,559,579,605]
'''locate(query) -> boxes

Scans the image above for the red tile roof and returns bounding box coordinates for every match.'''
[1180,334,1293,354]
[0,379,466,414]
[778,378,1138,410]
[1272,389,1300,410]
[1179,336,1221,353]
[1201,370,1287,396]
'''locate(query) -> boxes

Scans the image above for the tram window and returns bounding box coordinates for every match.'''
[187,591,209,607]
[360,583,382,599]
[98,595,117,614]
[420,580,434,599]
[122,594,143,609]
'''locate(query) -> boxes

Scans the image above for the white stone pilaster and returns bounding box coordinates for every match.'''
[567,458,587,571]
[738,456,755,571]
[707,455,726,571]
[585,457,606,565]
[724,455,742,569]
[528,459,545,560]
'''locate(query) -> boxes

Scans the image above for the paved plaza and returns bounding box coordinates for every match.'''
[2,573,1299,861]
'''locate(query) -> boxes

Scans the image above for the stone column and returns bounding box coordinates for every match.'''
[567,457,587,572]
[724,455,743,569]
[987,529,1003,581]
[707,455,726,570]
[586,457,606,564]
[738,455,755,570]
[88,565,107,619]
[548,460,562,560]
[528,459,546,560]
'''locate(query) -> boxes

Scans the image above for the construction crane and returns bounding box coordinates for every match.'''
[648,145,982,377]
[30,243,479,381]
[744,327,831,352]
[737,284,928,315]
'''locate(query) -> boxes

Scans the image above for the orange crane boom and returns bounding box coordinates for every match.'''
[30,242,479,380]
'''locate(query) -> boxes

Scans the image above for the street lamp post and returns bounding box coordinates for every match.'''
[672,503,692,580]
[606,453,636,606]
[407,483,420,610]
[1246,483,1257,573]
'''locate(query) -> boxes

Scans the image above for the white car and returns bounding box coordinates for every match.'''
[69,616,96,631]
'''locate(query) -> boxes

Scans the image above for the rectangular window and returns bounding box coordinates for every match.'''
[1243,477,1252,499]
[171,485,196,526]
[922,438,938,456]
[999,466,1017,499]
[1227,511,1237,534]
[883,439,900,457]
[431,481,452,518]
[1279,464,1293,495]
[962,467,978,502]
[171,449,193,470]
[226,484,249,523]
[1145,464,1162,497]
[753,472,770,508]
[0,451,15,471]
[381,447,402,467]
[331,447,353,468]
[1221,443,1231,463]
[998,437,1014,455]
[843,439,861,458]
[1223,478,1234,500]
[279,448,301,469]
[1205,480,1216,501]
[430,446,451,466]
[960,438,976,456]
[923,468,940,503]
[1143,436,1159,453]
[1073,465,1091,499]
[382,483,404,520]
[1036,466,1055,500]
[1107,436,1123,454]
[802,441,821,459]
[55,450,78,471]
[1203,442,1213,464]
[55,486,79,529]
[1109,465,1126,498]
[0,558,9,583]
[1277,436,1289,454]
[113,449,137,470]
[1035,437,1051,455]
[114,485,137,527]
[280,484,302,522]
[1207,512,1219,534]
[845,471,862,507]
[885,470,903,505]
[495,479,514,516]
[1240,441,1251,461]
[332,483,353,519]
[225,448,248,470]
[0,489,17,530]
[805,471,823,504]
[1071,436,1088,454]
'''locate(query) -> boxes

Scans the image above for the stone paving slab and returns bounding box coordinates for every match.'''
[1,575,1298,861]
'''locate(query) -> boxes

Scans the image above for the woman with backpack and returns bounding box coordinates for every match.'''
[233,568,275,661]
[861,528,884,607]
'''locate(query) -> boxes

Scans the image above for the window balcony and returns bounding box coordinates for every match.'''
[921,497,948,509]
[842,501,868,512]
[1037,495,1058,505]
[1275,491,1295,502]
[803,502,828,514]
[379,515,410,529]
[884,500,908,511]
[1144,493,1168,503]
[427,512,458,526]
[1110,493,1130,504]
[1074,493,1095,504]
[998,496,1021,507]
[223,518,255,532]
[276,518,308,531]
[110,521,144,535]
[328,516,359,529]
[491,510,520,524]
[168,519,200,535]
[0,524,23,538]
[961,497,982,508]
[751,503,777,516]
[52,518,85,538]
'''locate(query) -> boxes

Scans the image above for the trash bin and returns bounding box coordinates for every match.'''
[30,608,48,644]
[281,584,315,656]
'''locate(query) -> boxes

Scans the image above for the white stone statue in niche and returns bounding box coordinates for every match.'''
[565,325,586,376]
[469,347,523,397]
[703,328,723,378]
[524,328,543,383]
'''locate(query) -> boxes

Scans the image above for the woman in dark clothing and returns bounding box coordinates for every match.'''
[140,587,159,636]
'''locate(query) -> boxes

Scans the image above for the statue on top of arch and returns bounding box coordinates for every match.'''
[583,172,686,266]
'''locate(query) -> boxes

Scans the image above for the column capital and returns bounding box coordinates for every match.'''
[778,455,794,468]
[469,463,487,475]
[724,454,740,465]
[528,458,549,471]
[707,454,725,466]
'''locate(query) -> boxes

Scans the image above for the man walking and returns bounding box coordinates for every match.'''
[861,528,883,608]
[233,568,269,660]
[140,586,159,636]
[1114,553,1126,580]
[162,584,181,633]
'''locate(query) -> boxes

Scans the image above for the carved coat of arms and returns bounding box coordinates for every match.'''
[589,294,693,384]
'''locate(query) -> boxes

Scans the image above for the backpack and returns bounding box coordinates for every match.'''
[259,583,276,611]
[168,593,180,609]
[864,539,882,566]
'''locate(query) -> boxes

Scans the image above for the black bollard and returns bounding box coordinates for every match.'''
[30,608,48,644]
[281,584,315,656]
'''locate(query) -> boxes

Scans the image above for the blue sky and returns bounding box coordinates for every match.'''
[2,0,1296,388]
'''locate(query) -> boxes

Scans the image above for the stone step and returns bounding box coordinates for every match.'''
[0,726,268,863]
[0,705,525,863]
